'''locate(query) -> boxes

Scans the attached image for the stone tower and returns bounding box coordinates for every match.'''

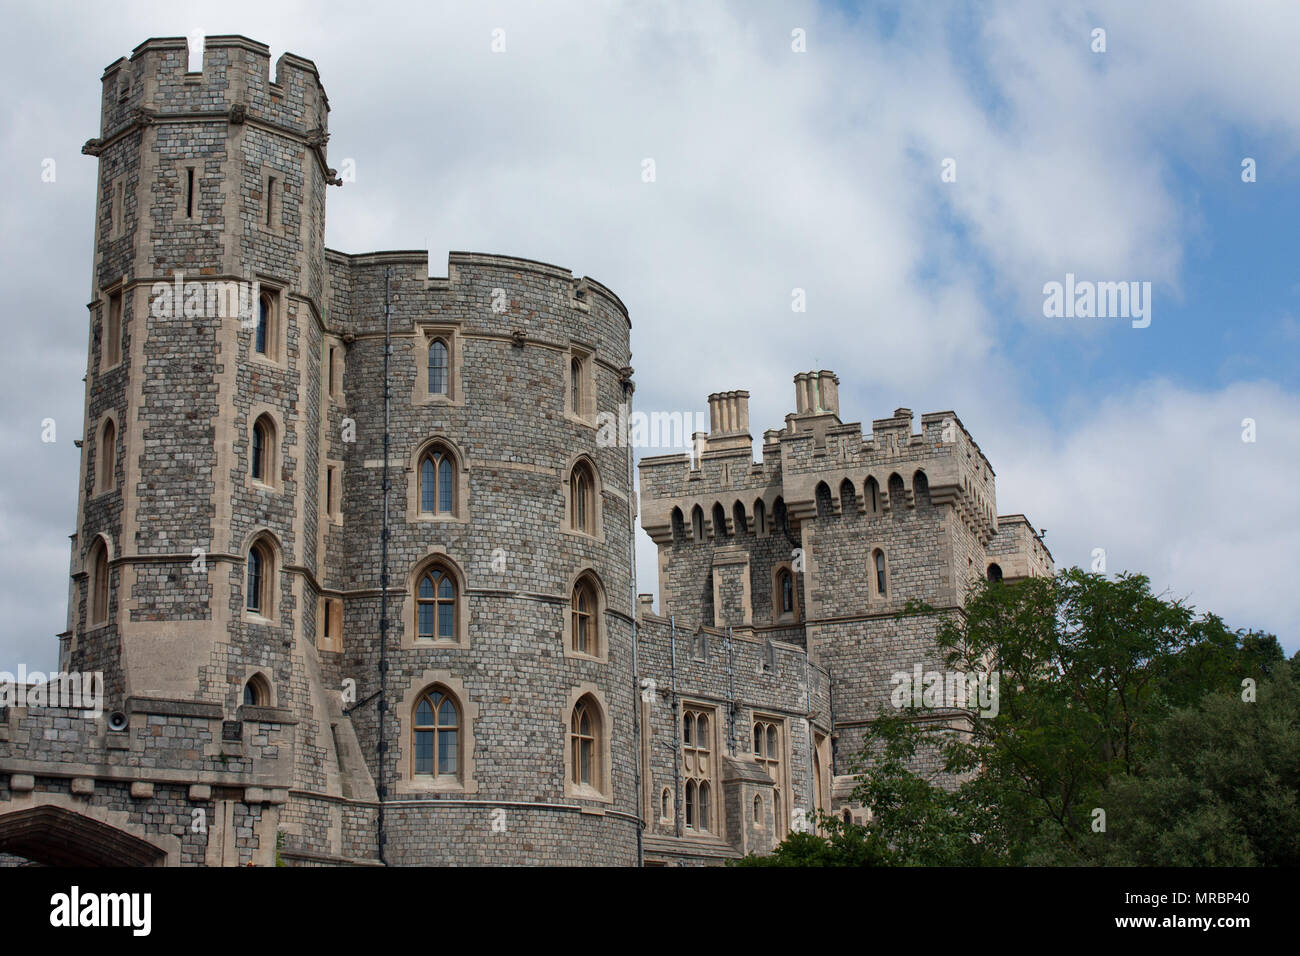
[0,36,640,866]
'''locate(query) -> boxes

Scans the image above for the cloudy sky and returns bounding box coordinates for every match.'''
[1,0,1296,671]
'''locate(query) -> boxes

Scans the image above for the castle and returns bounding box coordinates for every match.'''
[0,37,1051,866]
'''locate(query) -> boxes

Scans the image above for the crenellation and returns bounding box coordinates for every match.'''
[2,37,1051,867]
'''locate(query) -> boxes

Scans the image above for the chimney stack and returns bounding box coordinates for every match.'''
[793,370,840,417]
[707,390,750,435]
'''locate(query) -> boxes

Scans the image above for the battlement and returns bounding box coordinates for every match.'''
[641,373,1001,546]
[322,248,632,338]
[90,35,329,156]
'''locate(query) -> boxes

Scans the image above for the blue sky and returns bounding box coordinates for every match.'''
[0,0,1296,671]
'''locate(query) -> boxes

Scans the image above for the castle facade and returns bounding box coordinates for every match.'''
[0,37,1050,866]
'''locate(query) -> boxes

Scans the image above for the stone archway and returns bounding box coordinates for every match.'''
[0,806,167,866]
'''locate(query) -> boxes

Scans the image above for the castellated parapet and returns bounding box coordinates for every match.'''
[637,372,1052,833]
[0,37,1051,867]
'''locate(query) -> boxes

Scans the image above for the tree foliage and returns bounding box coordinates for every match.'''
[740,569,1296,866]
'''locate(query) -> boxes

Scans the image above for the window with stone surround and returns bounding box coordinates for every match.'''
[565,571,606,661]
[97,417,116,493]
[415,563,458,642]
[567,346,595,423]
[569,459,596,534]
[873,549,888,597]
[772,564,798,624]
[413,326,461,405]
[318,596,343,652]
[691,505,704,542]
[413,686,461,782]
[683,706,716,834]
[104,290,122,368]
[243,673,270,707]
[88,537,110,629]
[419,444,456,516]
[569,695,606,794]
[753,716,788,837]
[255,294,271,356]
[245,538,275,617]
[427,338,449,396]
[250,414,275,486]
[753,498,766,536]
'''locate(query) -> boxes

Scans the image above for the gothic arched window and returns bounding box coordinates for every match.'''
[428,338,449,395]
[413,686,461,779]
[416,565,457,641]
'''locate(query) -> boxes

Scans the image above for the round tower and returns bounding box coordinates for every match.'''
[319,252,640,865]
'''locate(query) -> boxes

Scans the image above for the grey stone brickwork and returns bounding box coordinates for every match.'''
[0,35,1050,866]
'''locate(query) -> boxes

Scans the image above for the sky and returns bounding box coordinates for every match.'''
[0,0,1295,672]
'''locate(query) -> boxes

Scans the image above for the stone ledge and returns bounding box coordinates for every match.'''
[126,696,223,720]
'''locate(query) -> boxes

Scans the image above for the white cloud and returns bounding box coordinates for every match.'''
[0,1,1296,664]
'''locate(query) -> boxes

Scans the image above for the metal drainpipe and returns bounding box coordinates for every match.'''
[624,381,644,867]
[670,615,681,838]
[376,266,392,865]
[805,647,814,833]
[725,627,736,756]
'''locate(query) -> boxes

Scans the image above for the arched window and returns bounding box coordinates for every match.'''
[732,501,748,536]
[754,718,783,833]
[570,357,583,415]
[843,808,853,825]
[413,687,460,778]
[416,565,457,641]
[419,445,455,515]
[570,696,601,789]
[243,674,269,707]
[773,497,788,532]
[89,538,109,627]
[683,707,713,832]
[712,502,727,538]
[671,507,685,543]
[888,473,906,510]
[571,576,599,655]
[753,499,766,536]
[873,549,887,596]
[99,419,116,492]
[255,294,271,355]
[250,415,274,483]
[691,505,704,542]
[840,478,856,514]
[777,568,794,615]
[865,477,880,514]
[570,460,596,534]
[987,563,1003,583]
[427,338,448,395]
[753,794,763,825]
[913,469,931,507]
[660,787,672,821]
[246,539,272,614]
[815,481,833,518]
